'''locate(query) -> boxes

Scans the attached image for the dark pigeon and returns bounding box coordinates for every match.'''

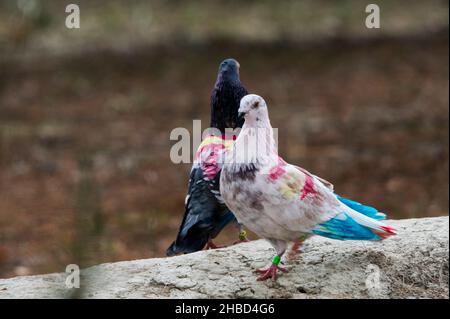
[166,59,248,256]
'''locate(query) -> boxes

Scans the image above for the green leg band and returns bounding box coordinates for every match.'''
[239,230,247,241]
[272,255,281,265]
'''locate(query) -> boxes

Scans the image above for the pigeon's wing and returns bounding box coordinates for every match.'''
[259,161,395,240]
[292,165,334,191]
[258,163,338,234]
[292,165,386,220]
[166,138,236,256]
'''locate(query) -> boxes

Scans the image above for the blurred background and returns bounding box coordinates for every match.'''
[0,0,448,278]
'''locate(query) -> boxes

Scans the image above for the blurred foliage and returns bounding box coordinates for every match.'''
[0,0,448,58]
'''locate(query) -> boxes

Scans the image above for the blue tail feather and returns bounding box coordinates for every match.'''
[336,195,386,220]
[312,212,381,241]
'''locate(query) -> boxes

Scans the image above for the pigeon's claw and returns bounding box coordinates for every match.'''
[256,264,288,281]
[205,240,226,250]
[256,255,288,281]
[233,238,250,245]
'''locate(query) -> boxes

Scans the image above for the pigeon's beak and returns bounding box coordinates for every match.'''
[238,111,246,120]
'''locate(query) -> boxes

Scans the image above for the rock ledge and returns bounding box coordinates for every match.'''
[0,217,448,298]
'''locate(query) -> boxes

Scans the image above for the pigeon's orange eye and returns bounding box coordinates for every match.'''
[251,101,260,109]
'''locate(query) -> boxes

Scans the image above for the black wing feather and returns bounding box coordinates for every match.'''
[166,166,235,256]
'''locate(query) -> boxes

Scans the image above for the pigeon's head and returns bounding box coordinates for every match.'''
[238,94,269,125]
[218,58,240,82]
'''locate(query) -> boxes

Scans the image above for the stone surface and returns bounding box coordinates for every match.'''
[0,217,448,299]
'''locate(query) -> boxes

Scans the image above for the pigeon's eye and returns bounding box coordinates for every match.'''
[251,101,260,109]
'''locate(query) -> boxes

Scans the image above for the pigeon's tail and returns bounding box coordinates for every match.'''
[166,212,236,257]
[166,221,214,256]
[166,233,209,257]
[312,204,397,241]
[336,195,386,220]
[166,225,211,257]
[166,242,179,257]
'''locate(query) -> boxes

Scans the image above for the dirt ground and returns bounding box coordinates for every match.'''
[0,31,448,278]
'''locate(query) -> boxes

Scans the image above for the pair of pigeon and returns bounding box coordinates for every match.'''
[167,59,396,281]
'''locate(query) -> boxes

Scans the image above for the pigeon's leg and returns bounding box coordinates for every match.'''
[286,234,309,262]
[233,222,250,245]
[256,239,289,281]
[205,239,225,250]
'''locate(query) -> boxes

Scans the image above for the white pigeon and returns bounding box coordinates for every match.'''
[220,94,396,281]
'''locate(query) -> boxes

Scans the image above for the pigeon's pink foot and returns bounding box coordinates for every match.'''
[256,264,289,281]
[206,240,226,250]
[233,238,250,245]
